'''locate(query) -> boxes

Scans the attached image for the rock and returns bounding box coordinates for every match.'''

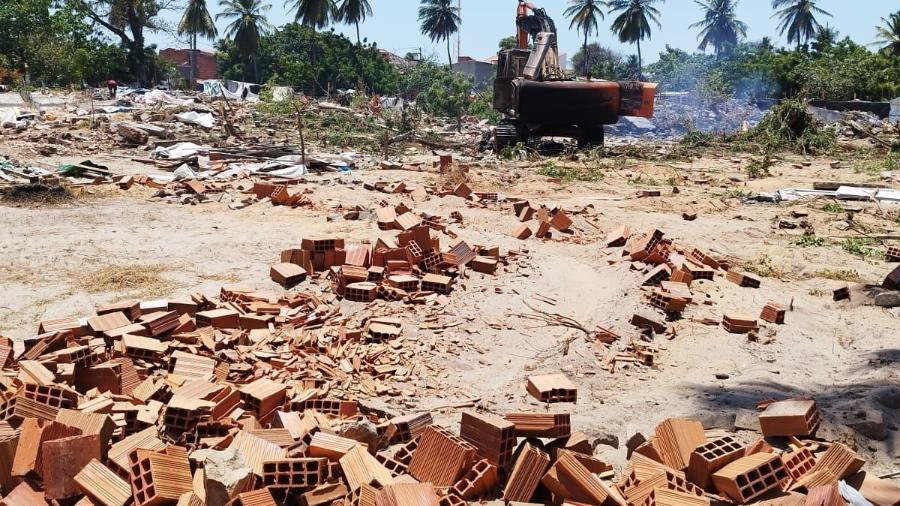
[844,410,888,441]
[715,373,730,380]
[338,418,379,447]
[201,448,253,506]
[591,433,620,450]
[873,291,900,308]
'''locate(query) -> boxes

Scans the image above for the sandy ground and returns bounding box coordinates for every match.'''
[1,127,899,478]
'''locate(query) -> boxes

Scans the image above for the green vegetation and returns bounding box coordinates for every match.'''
[737,99,835,155]
[627,174,660,186]
[772,0,832,48]
[607,0,664,76]
[217,23,396,94]
[822,202,844,213]
[793,233,826,247]
[646,38,900,101]
[852,152,900,175]
[565,0,606,76]
[178,0,218,84]
[691,0,748,59]
[537,161,607,182]
[814,268,861,282]
[746,153,775,178]
[418,0,461,67]
[742,254,783,278]
[0,0,132,86]
[841,238,882,259]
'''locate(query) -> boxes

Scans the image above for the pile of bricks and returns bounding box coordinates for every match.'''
[274,226,506,302]
[511,201,574,240]
[0,313,894,506]
[605,226,787,337]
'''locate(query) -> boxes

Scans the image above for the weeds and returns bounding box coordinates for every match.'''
[742,254,783,278]
[499,142,527,161]
[628,174,660,186]
[746,152,775,179]
[841,237,883,259]
[807,288,827,296]
[731,98,836,155]
[814,268,861,282]
[822,202,844,213]
[793,233,826,247]
[537,161,606,182]
[680,130,714,148]
[852,151,899,175]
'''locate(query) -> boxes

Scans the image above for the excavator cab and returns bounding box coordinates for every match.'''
[492,6,657,150]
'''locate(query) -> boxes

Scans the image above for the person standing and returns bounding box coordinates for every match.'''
[107,79,118,99]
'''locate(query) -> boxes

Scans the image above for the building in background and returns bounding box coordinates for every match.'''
[159,49,218,83]
[453,57,495,92]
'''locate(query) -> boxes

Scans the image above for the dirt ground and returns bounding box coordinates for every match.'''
[1,116,899,477]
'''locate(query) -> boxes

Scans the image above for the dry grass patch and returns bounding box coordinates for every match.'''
[813,268,862,282]
[73,264,178,296]
[1,183,75,206]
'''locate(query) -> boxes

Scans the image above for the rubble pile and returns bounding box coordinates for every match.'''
[275,227,507,305]
[0,313,896,506]
[607,94,766,139]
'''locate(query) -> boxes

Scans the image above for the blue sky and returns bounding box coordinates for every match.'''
[148,0,898,64]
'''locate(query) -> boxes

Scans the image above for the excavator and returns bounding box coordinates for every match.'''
[492,1,657,150]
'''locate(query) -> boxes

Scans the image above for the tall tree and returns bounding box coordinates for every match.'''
[67,0,174,85]
[564,0,606,77]
[178,0,217,86]
[690,0,747,59]
[217,0,273,82]
[811,24,838,52]
[336,0,372,44]
[607,0,663,79]
[418,0,461,67]
[874,11,900,56]
[771,0,832,49]
[289,0,335,29]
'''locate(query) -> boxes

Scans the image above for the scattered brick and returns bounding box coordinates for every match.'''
[503,442,550,502]
[526,373,577,403]
[504,412,570,438]
[408,425,476,486]
[712,453,788,504]
[758,399,820,438]
[726,271,762,288]
[886,246,900,262]
[722,314,759,334]
[760,301,786,324]
[270,262,307,287]
[687,436,745,490]
[513,224,533,240]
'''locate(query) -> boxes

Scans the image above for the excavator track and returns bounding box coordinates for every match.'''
[493,120,526,152]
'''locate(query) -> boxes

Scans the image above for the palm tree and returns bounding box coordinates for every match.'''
[564,0,606,77]
[288,0,336,29]
[178,0,218,86]
[874,11,900,56]
[336,0,373,44]
[690,0,747,59]
[418,0,461,67]
[607,0,663,79]
[812,24,838,52]
[771,0,832,49]
[217,0,273,82]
